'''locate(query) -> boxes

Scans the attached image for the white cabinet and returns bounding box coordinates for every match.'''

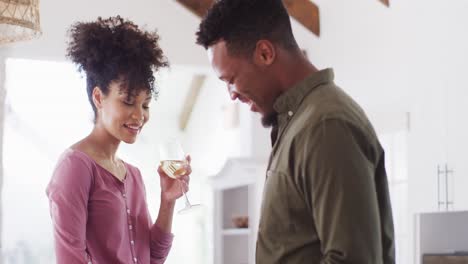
[408,66,468,213]
[210,158,267,264]
[408,80,448,213]
[445,74,468,211]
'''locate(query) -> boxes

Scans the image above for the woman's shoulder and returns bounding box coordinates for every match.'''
[57,148,94,168]
[47,149,95,196]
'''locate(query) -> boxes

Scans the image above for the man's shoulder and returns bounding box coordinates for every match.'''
[299,83,373,132]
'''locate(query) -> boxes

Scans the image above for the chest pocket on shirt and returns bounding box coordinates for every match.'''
[258,170,293,238]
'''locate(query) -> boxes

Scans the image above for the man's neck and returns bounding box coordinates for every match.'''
[277,51,318,93]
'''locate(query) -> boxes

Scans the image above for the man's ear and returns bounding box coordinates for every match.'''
[253,40,276,66]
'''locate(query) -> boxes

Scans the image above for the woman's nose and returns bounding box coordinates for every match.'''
[132,107,144,122]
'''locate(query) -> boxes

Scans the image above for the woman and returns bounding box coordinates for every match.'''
[46,16,190,264]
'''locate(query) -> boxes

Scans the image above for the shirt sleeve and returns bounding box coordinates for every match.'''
[300,118,391,263]
[149,224,174,264]
[46,154,93,264]
[134,166,174,264]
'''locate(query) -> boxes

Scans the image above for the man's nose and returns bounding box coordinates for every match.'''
[228,84,239,101]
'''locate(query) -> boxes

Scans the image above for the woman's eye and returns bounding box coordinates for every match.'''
[123,101,133,106]
[143,105,150,110]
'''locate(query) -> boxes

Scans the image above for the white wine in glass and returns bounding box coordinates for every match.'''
[159,138,201,214]
[160,160,188,179]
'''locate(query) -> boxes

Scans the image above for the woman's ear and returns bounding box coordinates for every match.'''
[92,87,104,110]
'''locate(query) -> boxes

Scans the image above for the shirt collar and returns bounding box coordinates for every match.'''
[273,68,335,115]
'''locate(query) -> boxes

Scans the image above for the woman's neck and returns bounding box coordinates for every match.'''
[85,124,121,162]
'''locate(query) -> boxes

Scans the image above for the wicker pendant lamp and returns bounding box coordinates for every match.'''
[0,0,41,45]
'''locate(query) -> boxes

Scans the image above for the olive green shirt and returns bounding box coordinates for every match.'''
[256,69,395,264]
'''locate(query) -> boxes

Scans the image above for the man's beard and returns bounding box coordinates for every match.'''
[261,111,278,128]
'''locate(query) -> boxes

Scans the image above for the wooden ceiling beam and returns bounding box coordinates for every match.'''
[175,0,213,18]
[176,0,321,37]
[379,0,390,7]
[176,0,388,37]
[283,0,320,37]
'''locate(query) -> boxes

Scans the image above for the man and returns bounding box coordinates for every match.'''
[196,0,395,263]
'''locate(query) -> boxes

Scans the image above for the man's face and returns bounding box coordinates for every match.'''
[207,40,278,127]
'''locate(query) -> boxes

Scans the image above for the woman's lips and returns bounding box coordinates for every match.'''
[124,124,141,135]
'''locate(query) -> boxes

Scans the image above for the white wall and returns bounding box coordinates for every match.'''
[0,49,7,255]
[293,0,468,117]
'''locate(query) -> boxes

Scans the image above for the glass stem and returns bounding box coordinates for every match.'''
[179,180,191,207]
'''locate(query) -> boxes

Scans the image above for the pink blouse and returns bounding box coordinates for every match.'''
[46,149,173,264]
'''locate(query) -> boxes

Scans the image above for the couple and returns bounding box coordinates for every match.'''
[46,0,395,263]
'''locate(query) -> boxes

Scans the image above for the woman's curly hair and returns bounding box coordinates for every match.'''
[66,16,168,120]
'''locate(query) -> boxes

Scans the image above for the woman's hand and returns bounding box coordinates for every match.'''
[158,155,191,202]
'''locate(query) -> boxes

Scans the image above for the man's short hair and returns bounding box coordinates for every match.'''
[196,0,299,56]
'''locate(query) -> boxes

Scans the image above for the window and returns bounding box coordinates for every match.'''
[379,130,409,264]
[2,59,92,263]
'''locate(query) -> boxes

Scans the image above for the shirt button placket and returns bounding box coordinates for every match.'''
[123,183,138,262]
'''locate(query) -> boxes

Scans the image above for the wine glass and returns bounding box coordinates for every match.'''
[159,138,201,214]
